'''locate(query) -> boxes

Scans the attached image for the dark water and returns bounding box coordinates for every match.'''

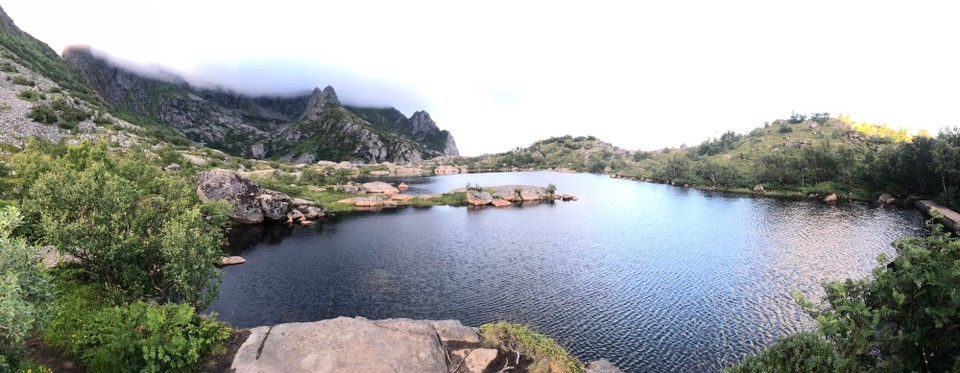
[208,171,925,372]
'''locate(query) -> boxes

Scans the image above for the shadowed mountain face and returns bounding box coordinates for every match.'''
[60,45,458,162]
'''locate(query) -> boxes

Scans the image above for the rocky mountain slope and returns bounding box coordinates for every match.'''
[61,46,458,163]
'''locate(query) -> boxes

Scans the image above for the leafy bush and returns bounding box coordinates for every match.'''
[789,112,807,124]
[50,98,90,127]
[46,281,230,373]
[546,183,557,195]
[27,104,58,125]
[0,207,54,371]
[434,192,468,206]
[252,173,301,196]
[11,75,34,86]
[300,167,328,184]
[20,141,225,309]
[478,322,583,373]
[778,125,794,133]
[16,89,43,101]
[796,223,960,371]
[725,332,854,373]
[0,62,16,73]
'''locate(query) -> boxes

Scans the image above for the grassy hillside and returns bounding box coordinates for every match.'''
[466,117,960,209]
[460,135,637,173]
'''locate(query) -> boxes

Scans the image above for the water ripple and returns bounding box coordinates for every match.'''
[209,172,926,372]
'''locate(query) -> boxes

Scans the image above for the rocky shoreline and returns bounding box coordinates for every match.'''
[228,316,619,373]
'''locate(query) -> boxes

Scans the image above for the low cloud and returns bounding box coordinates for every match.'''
[89,49,431,114]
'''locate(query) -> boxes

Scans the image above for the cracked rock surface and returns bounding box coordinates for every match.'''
[231,316,492,373]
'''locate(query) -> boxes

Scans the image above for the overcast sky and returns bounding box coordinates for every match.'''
[4,1,959,155]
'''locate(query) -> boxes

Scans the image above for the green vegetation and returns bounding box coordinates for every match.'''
[460,135,629,173]
[0,140,232,371]
[0,207,54,370]
[467,114,960,210]
[27,103,57,125]
[45,276,230,373]
[729,221,960,372]
[10,75,33,86]
[0,61,16,73]
[26,99,92,129]
[726,333,854,373]
[17,141,226,309]
[16,89,43,101]
[478,322,584,373]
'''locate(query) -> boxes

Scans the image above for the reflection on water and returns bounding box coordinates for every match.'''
[208,172,925,372]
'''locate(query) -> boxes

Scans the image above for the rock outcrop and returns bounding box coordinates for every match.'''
[233,317,482,373]
[466,190,494,206]
[361,181,400,194]
[197,169,281,224]
[197,168,324,224]
[231,317,620,373]
[217,256,246,266]
[454,185,558,206]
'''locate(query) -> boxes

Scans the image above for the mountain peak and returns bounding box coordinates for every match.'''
[322,86,340,105]
[409,111,439,136]
[0,5,23,35]
[309,86,340,106]
[61,45,94,61]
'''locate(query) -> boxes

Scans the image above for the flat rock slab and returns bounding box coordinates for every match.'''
[232,317,480,373]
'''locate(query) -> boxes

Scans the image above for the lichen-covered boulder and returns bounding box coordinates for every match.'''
[466,190,494,205]
[197,168,292,224]
[362,181,400,194]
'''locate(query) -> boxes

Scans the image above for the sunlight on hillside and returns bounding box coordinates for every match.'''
[838,112,912,142]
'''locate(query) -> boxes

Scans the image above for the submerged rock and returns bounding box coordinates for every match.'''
[586,359,623,373]
[218,256,246,266]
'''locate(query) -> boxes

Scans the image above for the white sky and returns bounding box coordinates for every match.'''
[4,1,959,155]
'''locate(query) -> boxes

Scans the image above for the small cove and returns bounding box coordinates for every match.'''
[208,171,926,372]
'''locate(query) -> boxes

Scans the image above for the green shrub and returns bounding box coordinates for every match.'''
[50,98,90,127]
[0,62,16,73]
[11,75,34,86]
[252,173,302,196]
[301,167,328,184]
[0,207,54,371]
[435,192,468,206]
[16,90,43,101]
[27,104,58,125]
[725,333,855,373]
[46,281,230,373]
[478,322,583,373]
[466,183,483,192]
[796,222,960,371]
[21,141,225,309]
[778,125,794,133]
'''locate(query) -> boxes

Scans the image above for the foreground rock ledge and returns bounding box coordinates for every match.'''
[231,316,621,373]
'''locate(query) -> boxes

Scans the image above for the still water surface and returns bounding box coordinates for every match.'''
[208,171,925,372]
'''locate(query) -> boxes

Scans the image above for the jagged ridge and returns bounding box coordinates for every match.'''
[60,46,459,162]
